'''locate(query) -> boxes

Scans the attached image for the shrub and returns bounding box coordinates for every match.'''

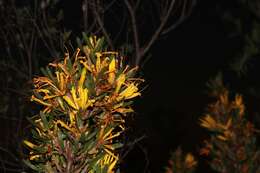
[23,36,143,172]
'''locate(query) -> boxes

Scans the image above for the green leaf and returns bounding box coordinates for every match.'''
[94,37,105,52]
[45,161,55,173]
[23,159,42,172]
[82,33,92,48]
[85,74,96,96]
[57,129,65,150]
[85,130,98,141]
[88,152,106,170]
[40,111,49,130]
[76,113,83,129]
[34,145,48,154]
[76,37,82,48]
[40,67,49,77]
[46,66,56,82]
[66,55,73,72]
[110,143,123,150]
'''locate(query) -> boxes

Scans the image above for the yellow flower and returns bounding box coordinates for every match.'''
[217,128,232,141]
[185,153,197,168]
[78,67,87,88]
[99,153,118,173]
[234,94,245,117]
[115,74,125,93]
[235,94,243,106]
[117,83,140,101]
[217,135,228,141]
[219,91,229,105]
[31,95,52,107]
[89,35,97,47]
[23,140,37,149]
[63,86,93,111]
[95,52,102,72]
[199,114,218,130]
[55,71,66,91]
[29,154,41,161]
[200,114,232,132]
[63,94,78,110]
[108,58,116,84]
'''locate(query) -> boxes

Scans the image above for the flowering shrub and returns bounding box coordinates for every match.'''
[23,36,143,173]
[199,89,260,173]
[165,147,197,173]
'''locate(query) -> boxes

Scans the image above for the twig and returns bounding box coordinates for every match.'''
[120,135,146,160]
[162,0,197,35]
[104,0,118,12]
[0,147,20,163]
[124,0,141,65]
[137,143,150,173]
[141,0,176,62]
[93,0,114,50]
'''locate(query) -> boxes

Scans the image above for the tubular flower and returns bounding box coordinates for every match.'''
[108,58,116,84]
[99,153,118,173]
[117,83,141,101]
[63,86,94,111]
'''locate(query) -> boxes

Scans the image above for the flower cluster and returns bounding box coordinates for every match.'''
[23,36,143,172]
[165,147,197,173]
[199,89,260,173]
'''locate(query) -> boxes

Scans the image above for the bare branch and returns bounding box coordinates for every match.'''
[103,0,118,12]
[124,0,141,65]
[141,0,176,62]
[93,0,114,49]
[162,0,197,35]
[114,9,127,44]
[82,0,89,31]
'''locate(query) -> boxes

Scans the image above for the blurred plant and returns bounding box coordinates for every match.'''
[23,36,143,172]
[217,0,260,75]
[199,88,260,173]
[165,147,197,173]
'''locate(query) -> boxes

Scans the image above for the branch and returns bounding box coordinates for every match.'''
[141,0,176,62]
[124,0,141,66]
[93,0,114,50]
[82,0,98,34]
[162,0,197,35]
[82,0,89,31]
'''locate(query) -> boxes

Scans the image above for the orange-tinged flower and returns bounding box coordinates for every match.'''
[200,147,210,156]
[31,95,52,107]
[234,94,245,116]
[219,91,229,105]
[115,74,125,93]
[95,52,102,72]
[185,153,197,168]
[199,114,218,130]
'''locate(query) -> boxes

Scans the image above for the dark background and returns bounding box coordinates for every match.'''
[1,0,260,172]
